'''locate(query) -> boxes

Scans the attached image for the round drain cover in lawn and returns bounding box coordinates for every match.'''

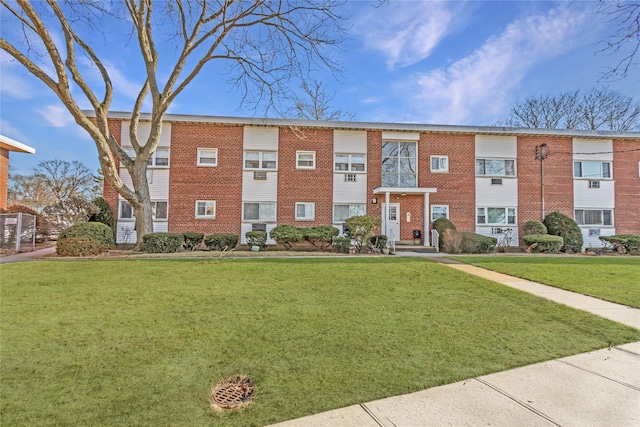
[210,376,256,410]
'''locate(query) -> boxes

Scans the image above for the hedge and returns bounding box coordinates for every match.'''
[461,232,497,253]
[523,234,564,253]
[433,217,456,251]
[521,220,547,236]
[246,230,267,250]
[544,212,583,252]
[56,236,109,256]
[303,226,339,249]
[182,232,205,251]
[331,236,351,253]
[600,235,640,254]
[270,225,304,250]
[58,222,115,247]
[142,232,184,253]
[204,233,238,251]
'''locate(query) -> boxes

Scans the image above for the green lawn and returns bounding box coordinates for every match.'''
[453,256,640,308]
[2,258,638,427]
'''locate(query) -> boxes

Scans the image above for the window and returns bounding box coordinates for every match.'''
[243,202,276,221]
[295,202,315,221]
[573,161,611,179]
[382,141,417,187]
[588,180,600,189]
[244,151,277,170]
[334,153,365,172]
[296,151,316,169]
[575,209,613,226]
[333,204,366,223]
[477,207,516,225]
[122,148,169,167]
[119,200,167,220]
[430,156,449,173]
[344,173,357,182]
[476,159,515,177]
[195,200,216,218]
[431,205,449,222]
[197,148,218,166]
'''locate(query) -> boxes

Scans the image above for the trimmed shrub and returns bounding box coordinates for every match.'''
[56,236,109,256]
[246,230,267,250]
[344,215,381,253]
[270,225,304,250]
[521,220,547,237]
[303,226,339,250]
[433,217,456,251]
[461,232,497,254]
[544,212,583,252]
[523,234,564,253]
[142,232,183,253]
[442,229,463,253]
[204,233,238,251]
[58,222,115,247]
[332,236,351,253]
[88,197,115,233]
[182,232,205,251]
[600,235,640,254]
[370,234,388,250]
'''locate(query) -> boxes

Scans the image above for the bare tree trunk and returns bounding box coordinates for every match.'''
[126,162,154,247]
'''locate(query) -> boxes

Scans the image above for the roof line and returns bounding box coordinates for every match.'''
[0,134,36,154]
[83,111,640,139]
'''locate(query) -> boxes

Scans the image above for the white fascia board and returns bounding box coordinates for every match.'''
[0,134,36,154]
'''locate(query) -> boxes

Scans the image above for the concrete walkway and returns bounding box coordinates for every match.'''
[270,254,640,427]
[0,246,56,264]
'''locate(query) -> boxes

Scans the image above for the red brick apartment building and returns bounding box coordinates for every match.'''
[103,113,640,248]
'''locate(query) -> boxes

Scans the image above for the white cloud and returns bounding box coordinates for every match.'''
[355,1,468,68]
[38,104,75,128]
[0,52,35,99]
[408,4,595,124]
[0,119,30,143]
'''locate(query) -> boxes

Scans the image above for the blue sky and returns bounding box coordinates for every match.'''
[1,0,638,177]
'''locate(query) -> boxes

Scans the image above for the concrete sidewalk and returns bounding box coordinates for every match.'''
[0,246,56,264]
[270,255,640,427]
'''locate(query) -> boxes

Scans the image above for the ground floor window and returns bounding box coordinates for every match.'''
[431,205,449,222]
[195,200,216,218]
[575,209,612,226]
[243,202,276,222]
[477,207,516,225]
[333,204,365,223]
[295,202,315,221]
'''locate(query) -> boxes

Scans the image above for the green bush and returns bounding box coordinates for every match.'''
[142,232,184,253]
[461,232,497,253]
[544,211,583,252]
[204,233,238,251]
[370,234,388,250]
[344,215,381,253]
[331,236,351,253]
[270,225,304,250]
[523,234,564,253]
[246,230,267,250]
[600,235,640,254]
[182,232,205,251]
[56,236,109,256]
[521,220,547,237]
[433,217,457,251]
[58,222,115,247]
[88,197,115,234]
[303,226,339,250]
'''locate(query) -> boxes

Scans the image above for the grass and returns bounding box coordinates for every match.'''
[1,258,639,427]
[452,256,640,308]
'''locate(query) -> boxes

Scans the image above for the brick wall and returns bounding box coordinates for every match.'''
[103,120,122,218]
[168,122,244,236]
[0,148,9,209]
[613,138,640,234]
[367,131,382,227]
[277,127,334,226]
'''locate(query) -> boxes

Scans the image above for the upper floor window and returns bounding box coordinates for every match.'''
[476,159,515,177]
[382,141,417,187]
[573,161,611,179]
[197,148,218,167]
[430,156,449,173]
[575,209,613,226]
[119,200,168,220]
[296,151,316,169]
[149,149,169,167]
[335,153,365,172]
[244,151,277,170]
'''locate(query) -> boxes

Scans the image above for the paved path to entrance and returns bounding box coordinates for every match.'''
[270,253,640,426]
[0,246,56,264]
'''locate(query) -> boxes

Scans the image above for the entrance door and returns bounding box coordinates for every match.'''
[383,203,400,241]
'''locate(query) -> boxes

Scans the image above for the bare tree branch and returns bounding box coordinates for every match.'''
[596,0,640,80]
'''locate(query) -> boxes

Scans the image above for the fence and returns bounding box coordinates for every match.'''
[0,213,37,253]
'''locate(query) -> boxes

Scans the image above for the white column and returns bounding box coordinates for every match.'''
[423,193,429,246]
[384,192,390,237]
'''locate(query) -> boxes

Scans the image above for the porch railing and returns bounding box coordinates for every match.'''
[431,229,439,252]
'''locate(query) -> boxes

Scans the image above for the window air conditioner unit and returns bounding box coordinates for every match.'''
[253,171,267,180]
[344,173,357,182]
[491,178,502,185]
[588,180,600,189]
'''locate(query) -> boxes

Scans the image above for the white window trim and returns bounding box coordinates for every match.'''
[575,209,614,227]
[381,141,418,187]
[195,200,217,219]
[475,158,516,177]
[295,202,315,221]
[119,200,168,221]
[244,150,278,171]
[296,151,316,170]
[242,202,277,222]
[476,207,517,225]
[573,161,612,180]
[197,148,218,167]
[430,205,449,222]
[120,147,170,168]
[430,155,449,173]
[332,204,366,223]
[334,153,366,173]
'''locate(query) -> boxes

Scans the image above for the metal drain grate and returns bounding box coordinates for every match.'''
[210,376,256,410]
